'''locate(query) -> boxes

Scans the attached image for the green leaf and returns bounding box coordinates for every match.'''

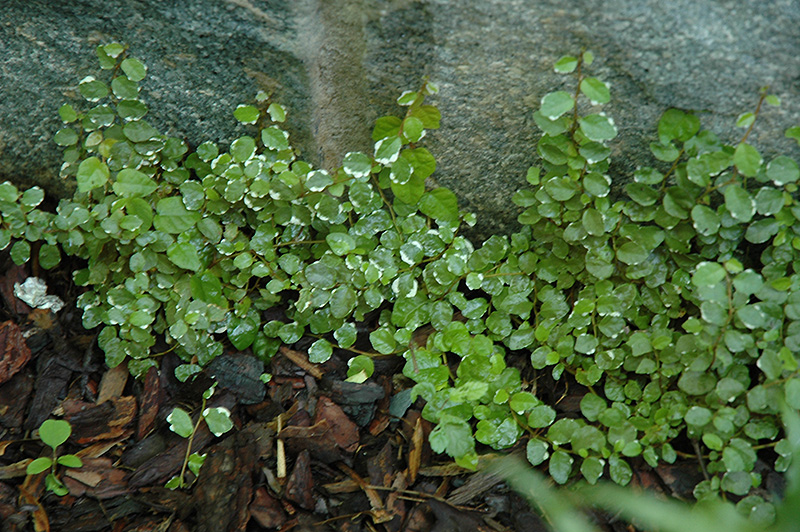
[549,450,574,484]
[326,232,356,255]
[721,471,752,496]
[372,116,402,141]
[723,184,755,222]
[79,76,108,101]
[755,187,784,216]
[26,457,53,475]
[117,99,148,121]
[39,244,61,270]
[10,241,30,265]
[633,167,665,185]
[608,454,632,485]
[309,339,333,363]
[346,355,374,383]
[626,183,659,206]
[231,136,256,162]
[766,155,800,185]
[374,136,402,165]
[335,323,357,349]
[540,91,574,120]
[58,104,78,123]
[304,261,336,289]
[202,407,233,437]
[582,208,605,236]
[234,105,259,124]
[582,172,610,195]
[370,326,396,354]
[21,187,44,208]
[121,57,147,81]
[657,109,700,143]
[111,76,139,99]
[528,405,556,428]
[166,242,202,271]
[167,408,194,438]
[692,262,726,287]
[113,168,157,197]
[509,392,539,413]
[429,417,475,459]
[736,112,755,128]
[581,456,605,484]
[154,197,201,233]
[38,419,72,449]
[187,452,205,476]
[691,205,721,236]
[261,127,290,150]
[745,218,779,244]
[579,114,617,141]
[785,378,800,409]
[403,116,425,143]
[580,394,607,422]
[553,55,578,73]
[76,157,110,192]
[526,439,549,466]
[533,111,569,136]
[123,120,160,142]
[410,105,441,129]
[228,313,259,350]
[580,77,610,104]
[46,473,68,495]
[196,141,219,162]
[330,285,357,318]
[650,141,680,162]
[678,371,716,395]
[342,152,372,178]
[407,148,436,179]
[54,127,78,146]
[418,188,459,221]
[390,157,413,185]
[733,142,762,177]
[267,102,286,122]
[57,454,83,468]
[785,126,800,146]
[616,241,649,265]
[397,90,418,106]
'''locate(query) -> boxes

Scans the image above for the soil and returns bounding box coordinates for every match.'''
[0,261,714,532]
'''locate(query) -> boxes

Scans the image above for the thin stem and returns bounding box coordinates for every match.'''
[179,397,206,487]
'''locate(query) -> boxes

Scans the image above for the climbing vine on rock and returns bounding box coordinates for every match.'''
[3,45,800,521]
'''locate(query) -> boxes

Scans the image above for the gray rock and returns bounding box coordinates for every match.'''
[1,0,798,239]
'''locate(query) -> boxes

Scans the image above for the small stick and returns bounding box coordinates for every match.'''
[277,414,286,479]
[279,346,324,379]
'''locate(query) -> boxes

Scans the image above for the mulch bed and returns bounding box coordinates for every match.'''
[0,262,718,532]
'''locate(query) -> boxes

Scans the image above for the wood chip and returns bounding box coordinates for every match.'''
[96,360,129,404]
[0,320,31,385]
[284,449,315,510]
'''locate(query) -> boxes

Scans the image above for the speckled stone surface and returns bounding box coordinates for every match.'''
[1,0,798,239]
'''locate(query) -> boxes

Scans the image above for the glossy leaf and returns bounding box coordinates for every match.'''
[76,157,109,192]
[38,419,72,449]
[167,408,194,438]
[203,407,233,437]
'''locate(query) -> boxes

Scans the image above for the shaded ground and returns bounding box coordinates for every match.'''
[0,260,722,532]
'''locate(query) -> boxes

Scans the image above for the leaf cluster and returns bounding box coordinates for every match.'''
[3,45,800,519]
[492,405,800,532]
